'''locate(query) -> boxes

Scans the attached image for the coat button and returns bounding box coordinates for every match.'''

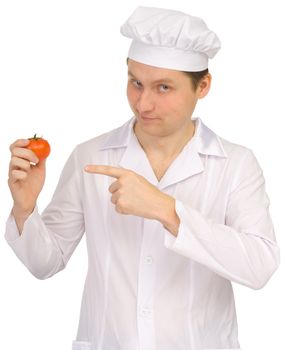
[145,255,153,264]
[140,307,153,317]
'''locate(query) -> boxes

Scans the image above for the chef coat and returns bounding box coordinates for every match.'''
[5,117,280,350]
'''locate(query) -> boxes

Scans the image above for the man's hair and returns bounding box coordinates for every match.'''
[183,69,209,91]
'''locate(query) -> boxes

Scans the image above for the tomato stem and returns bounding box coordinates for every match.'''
[29,133,42,140]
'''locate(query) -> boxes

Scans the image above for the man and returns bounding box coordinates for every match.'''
[5,6,279,350]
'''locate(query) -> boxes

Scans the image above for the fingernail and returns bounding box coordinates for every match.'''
[84,166,90,172]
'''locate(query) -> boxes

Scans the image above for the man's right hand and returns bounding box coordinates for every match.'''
[8,139,46,233]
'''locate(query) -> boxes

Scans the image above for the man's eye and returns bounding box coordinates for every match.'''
[133,80,142,88]
[159,84,169,92]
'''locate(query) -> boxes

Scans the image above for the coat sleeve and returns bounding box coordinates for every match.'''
[164,150,280,289]
[5,147,85,279]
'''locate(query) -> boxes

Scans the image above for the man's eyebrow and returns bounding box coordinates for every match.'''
[128,71,175,84]
[128,71,136,78]
[128,71,140,79]
[152,78,175,84]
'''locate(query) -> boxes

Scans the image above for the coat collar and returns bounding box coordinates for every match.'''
[99,117,227,189]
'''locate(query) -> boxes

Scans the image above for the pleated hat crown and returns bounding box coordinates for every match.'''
[120,6,221,72]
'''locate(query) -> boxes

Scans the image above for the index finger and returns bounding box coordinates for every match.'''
[9,139,30,152]
[84,165,126,179]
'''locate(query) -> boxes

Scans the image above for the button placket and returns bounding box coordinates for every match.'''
[136,219,158,350]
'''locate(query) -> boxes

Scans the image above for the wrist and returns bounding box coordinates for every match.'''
[12,204,34,220]
[156,195,180,236]
[12,205,35,235]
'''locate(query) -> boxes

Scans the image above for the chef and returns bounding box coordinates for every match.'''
[5,6,280,350]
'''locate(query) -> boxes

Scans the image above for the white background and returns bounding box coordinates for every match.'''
[0,0,283,349]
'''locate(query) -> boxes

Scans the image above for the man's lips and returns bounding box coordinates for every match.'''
[140,115,160,121]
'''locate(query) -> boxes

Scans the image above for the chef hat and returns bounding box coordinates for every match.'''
[120,6,221,72]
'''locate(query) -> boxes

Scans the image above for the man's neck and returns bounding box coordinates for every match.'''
[134,119,196,159]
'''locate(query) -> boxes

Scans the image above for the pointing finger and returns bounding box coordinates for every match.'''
[84,165,126,179]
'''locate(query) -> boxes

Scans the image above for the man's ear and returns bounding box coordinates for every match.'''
[197,73,212,99]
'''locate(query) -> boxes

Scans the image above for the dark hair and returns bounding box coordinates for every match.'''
[183,69,209,91]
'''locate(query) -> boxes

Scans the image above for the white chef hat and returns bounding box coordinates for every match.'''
[120,6,221,72]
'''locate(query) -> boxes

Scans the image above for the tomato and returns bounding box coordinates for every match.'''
[26,134,51,161]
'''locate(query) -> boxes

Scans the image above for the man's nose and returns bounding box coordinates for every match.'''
[136,90,155,114]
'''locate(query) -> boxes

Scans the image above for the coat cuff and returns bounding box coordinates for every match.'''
[163,199,211,255]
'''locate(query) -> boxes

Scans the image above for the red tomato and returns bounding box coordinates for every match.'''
[26,134,51,161]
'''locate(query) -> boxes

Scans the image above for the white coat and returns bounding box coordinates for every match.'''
[5,117,280,350]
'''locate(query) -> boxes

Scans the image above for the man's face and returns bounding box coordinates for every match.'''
[127,59,210,138]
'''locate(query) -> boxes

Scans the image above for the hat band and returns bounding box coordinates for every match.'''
[128,41,208,72]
